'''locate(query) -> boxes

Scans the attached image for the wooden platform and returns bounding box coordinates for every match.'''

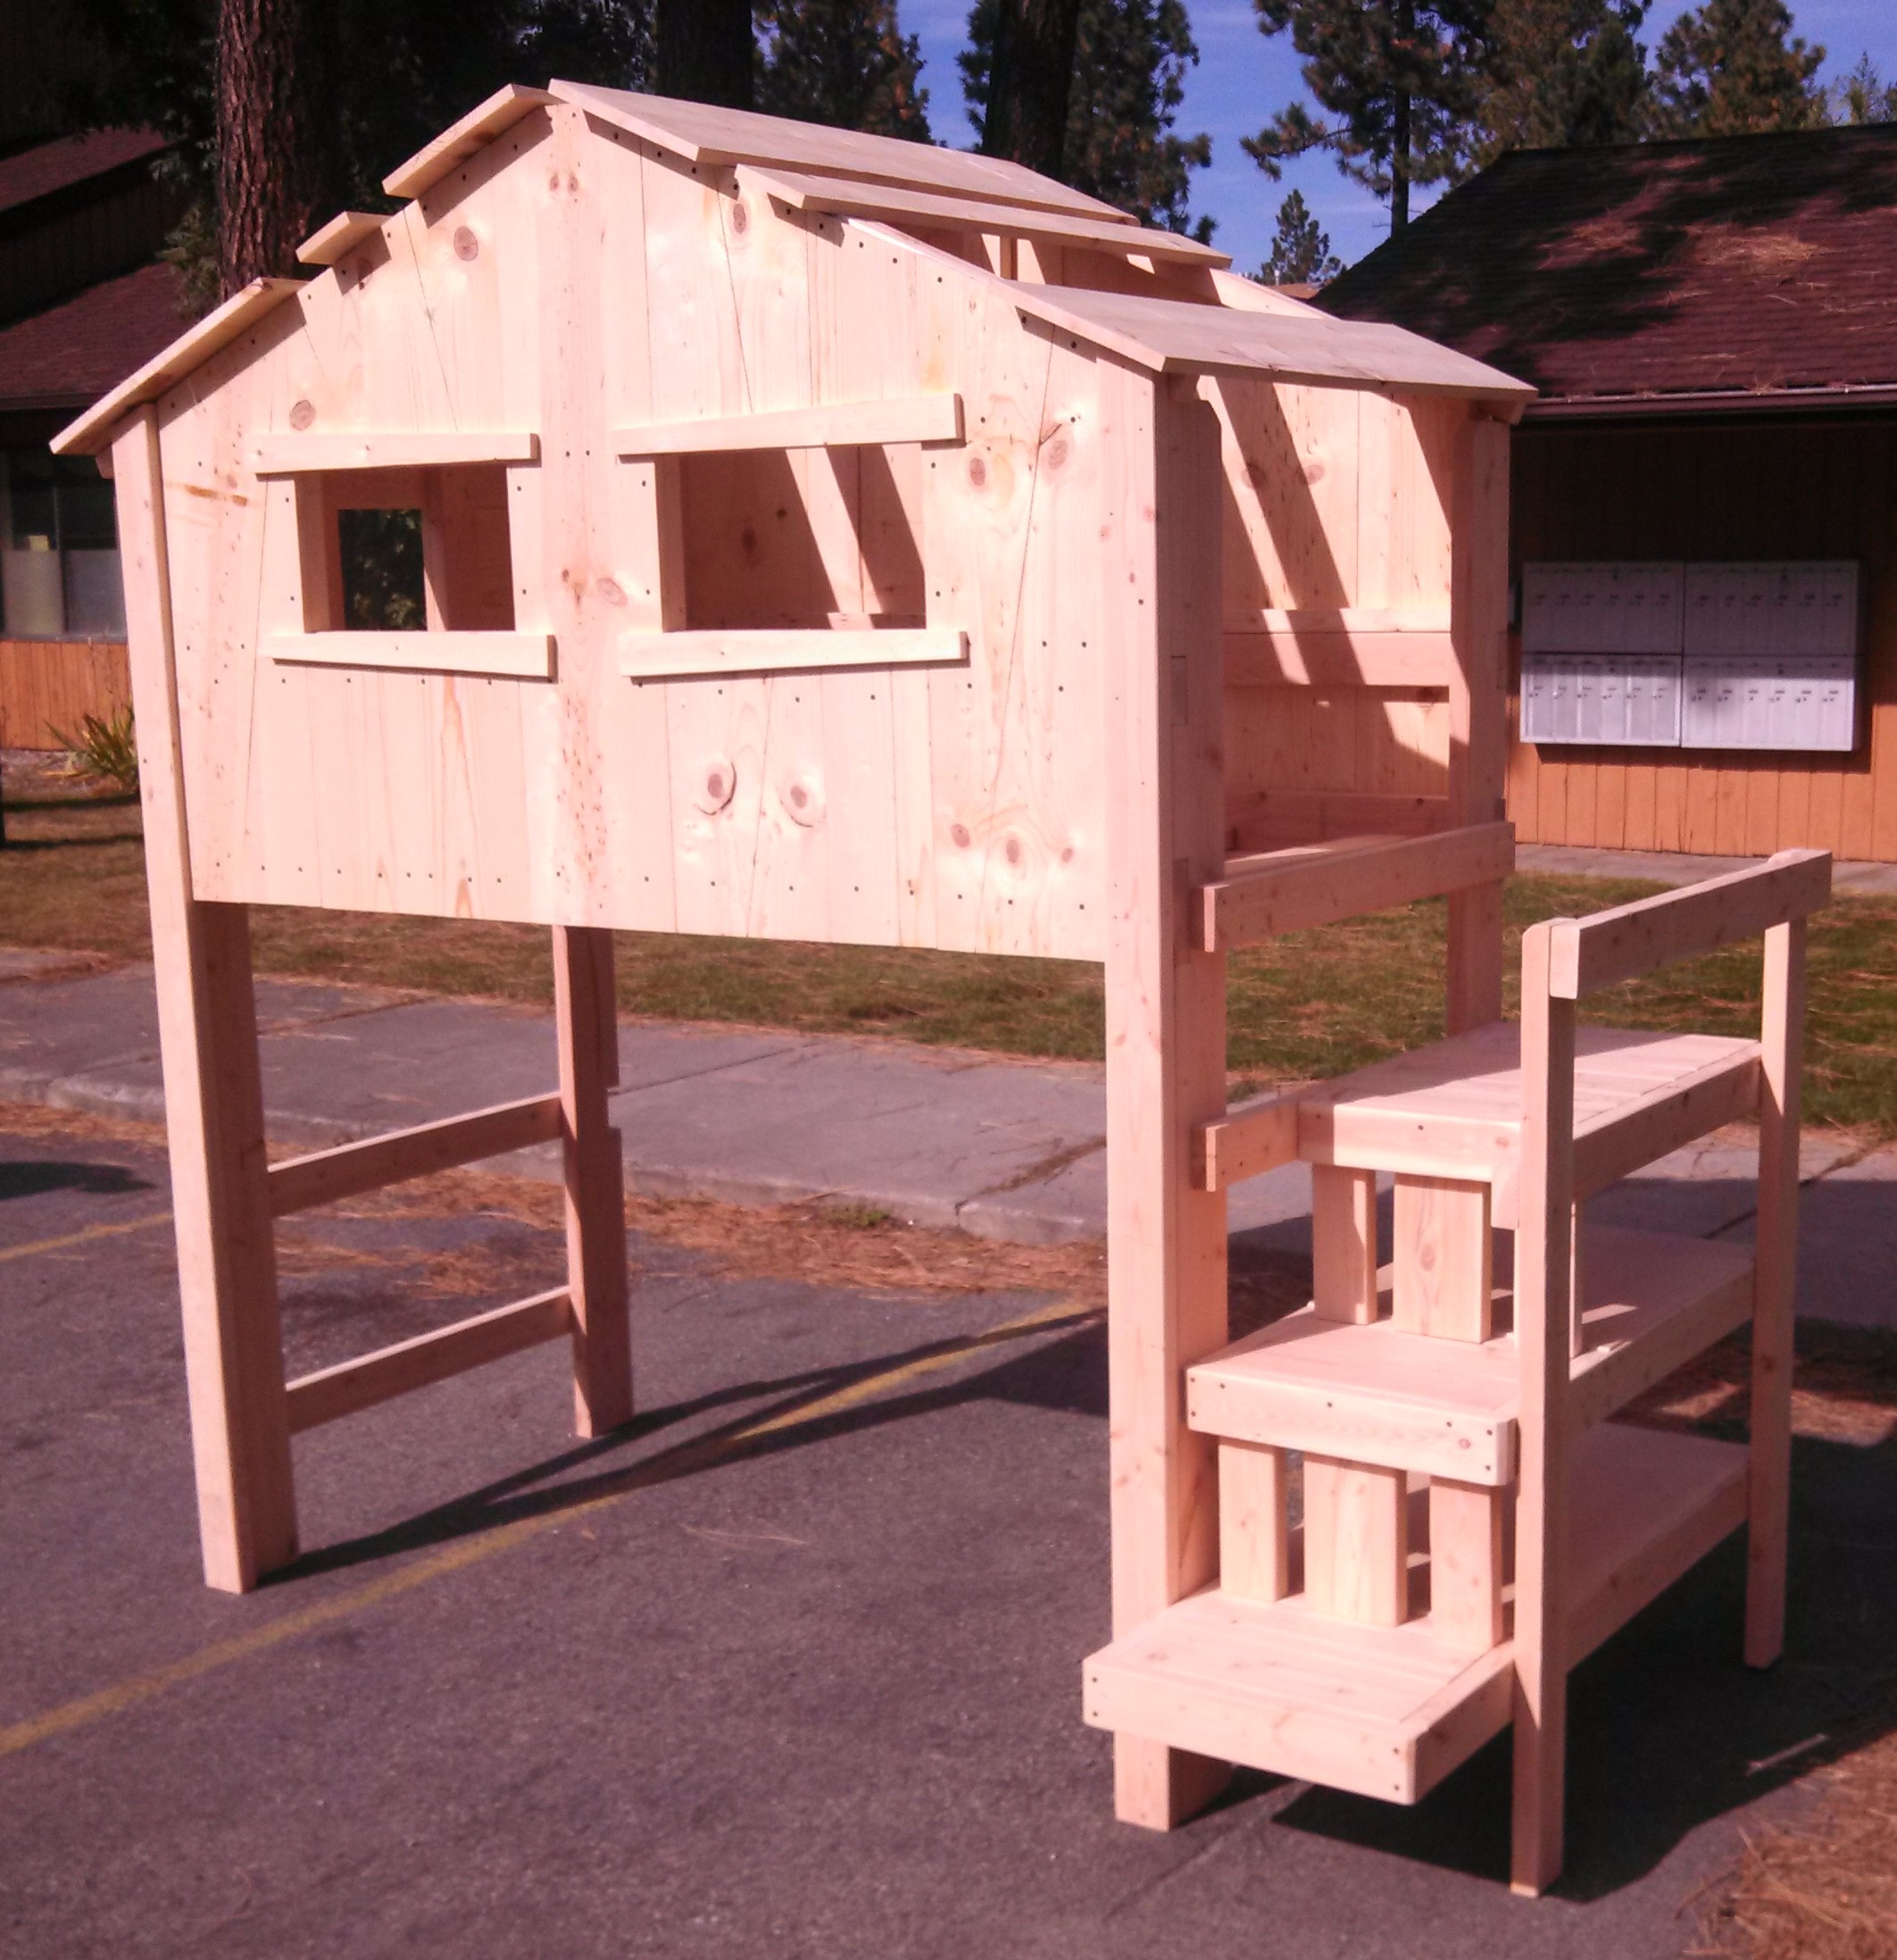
[1202,1022,1762,1205]
[1187,1226,1754,1483]
[1083,1422,1749,1804]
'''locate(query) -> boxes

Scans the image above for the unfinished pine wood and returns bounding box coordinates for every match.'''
[1312,1165,1380,1323]
[252,431,540,473]
[1392,1176,1493,1341]
[1224,625,1457,688]
[1512,919,1576,1897]
[1194,1087,1297,1191]
[1104,382,1232,1831]
[612,393,963,455]
[112,406,297,1593]
[1086,1423,1748,1806]
[295,210,385,265]
[619,628,966,680]
[265,632,554,678]
[285,1288,573,1432]
[1746,918,1803,1668]
[268,1093,563,1217]
[1194,822,1512,951]
[1303,1455,1410,1627]
[1549,848,1832,998]
[1429,1479,1505,1651]
[1189,1224,1751,1476]
[1219,1439,1290,1604]
[554,925,632,1437]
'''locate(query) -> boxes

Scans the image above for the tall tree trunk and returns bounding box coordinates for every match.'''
[981,0,1083,178]
[216,0,337,296]
[1391,86,1411,231]
[655,0,754,109]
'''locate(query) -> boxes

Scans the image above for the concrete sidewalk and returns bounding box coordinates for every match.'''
[2,949,1891,1325]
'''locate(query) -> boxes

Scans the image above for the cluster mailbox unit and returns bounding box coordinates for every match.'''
[56,86,1827,1897]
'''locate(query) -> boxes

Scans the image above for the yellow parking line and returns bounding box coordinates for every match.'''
[0,1296,1096,1761]
[0,1211,173,1265]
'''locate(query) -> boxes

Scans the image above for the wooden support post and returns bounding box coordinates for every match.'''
[1745,917,1804,1668]
[1103,378,1231,1830]
[112,405,297,1593]
[1428,1478,1505,1650]
[1312,1164,1379,1323]
[1304,1456,1409,1626]
[1392,1175,1493,1341]
[1445,410,1510,1036]
[1219,1439,1290,1603]
[553,924,633,1437]
[1511,920,1575,1896]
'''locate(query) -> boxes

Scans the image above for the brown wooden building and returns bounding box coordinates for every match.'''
[1321,124,1897,861]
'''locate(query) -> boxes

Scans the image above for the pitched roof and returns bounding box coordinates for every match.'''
[0,259,190,413]
[1318,125,1897,416]
[0,127,169,220]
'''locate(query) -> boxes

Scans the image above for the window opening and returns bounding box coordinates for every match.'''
[338,508,426,630]
[0,450,124,639]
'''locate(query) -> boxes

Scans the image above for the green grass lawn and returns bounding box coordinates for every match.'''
[4,768,1893,1135]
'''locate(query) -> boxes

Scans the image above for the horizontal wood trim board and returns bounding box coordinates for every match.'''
[1225,629,1457,688]
[1551,848,1832,997]
[1197,1091,1298,1192]
[1197,821,1516,951]
[252,431,541,473]
[269,1093,565,1218]
[265,632,555,679]
[620,628,968,680]
[295,211,386,265]
[612,393,963,455]
[285,1288,574,1433]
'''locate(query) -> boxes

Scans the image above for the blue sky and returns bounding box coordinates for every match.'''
[899,0,1897,277]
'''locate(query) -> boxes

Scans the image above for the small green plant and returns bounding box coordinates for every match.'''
[49,704,138,794]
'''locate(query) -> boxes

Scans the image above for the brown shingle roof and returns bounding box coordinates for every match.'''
[0,127,169,219]
[0,260,189,411]
[1318,125,1897,414]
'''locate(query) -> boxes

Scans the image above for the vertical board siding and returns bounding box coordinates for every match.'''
[1509,418,1897,860]
[0,639,133,748]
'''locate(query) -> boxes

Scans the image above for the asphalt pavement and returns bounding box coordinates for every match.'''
[4,1109,1896,1957]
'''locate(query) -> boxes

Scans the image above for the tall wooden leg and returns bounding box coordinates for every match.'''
[1312,1164,1379,1322]
[1511,922,1575,1896]
[1103,379,1230,1830]
[1445,411,1511,1037]
[1746,918,1804,1668]
[553,924,632,1437]
[112,406,295,1592]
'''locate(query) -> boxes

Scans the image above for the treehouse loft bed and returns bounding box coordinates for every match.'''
[54,82,1826,1897]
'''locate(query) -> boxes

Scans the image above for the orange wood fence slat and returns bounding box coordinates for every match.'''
[0,640,133,750]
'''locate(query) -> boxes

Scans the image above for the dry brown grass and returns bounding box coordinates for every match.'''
[1693,1728,1897,1958]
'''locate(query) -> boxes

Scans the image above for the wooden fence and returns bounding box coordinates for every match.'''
[0,639,132,749]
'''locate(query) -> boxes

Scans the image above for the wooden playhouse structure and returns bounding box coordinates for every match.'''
[55,84,1826,1897]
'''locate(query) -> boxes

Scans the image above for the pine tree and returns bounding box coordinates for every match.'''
[961,0,1214,235]
[1828,54,1897,126]
[1261,189,1341,282]
[972,0,1084,178]
[1245,0,1493,233]
[1647,0,1825,137]
[1477,0,1649,156]
[756,1,930,139]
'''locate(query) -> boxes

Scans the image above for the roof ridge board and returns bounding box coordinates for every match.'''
[743,163,1227,265]
[52,275,306,456]
[382,82,556,199]
[550,79,1127,222]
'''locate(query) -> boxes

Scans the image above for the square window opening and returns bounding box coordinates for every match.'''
[676,444,925,632]
[301,463,517,632]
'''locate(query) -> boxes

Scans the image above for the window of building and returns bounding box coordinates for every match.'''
[0,450,125,639]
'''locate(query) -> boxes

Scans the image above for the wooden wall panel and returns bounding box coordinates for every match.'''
[0,638,131,748]
[1509,416,1897,861]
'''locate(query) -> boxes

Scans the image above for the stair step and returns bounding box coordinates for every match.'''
[1188,1226,1753,1483]
[1085,1422,1749,1804]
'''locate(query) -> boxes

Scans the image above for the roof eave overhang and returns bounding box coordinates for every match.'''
[1523,383,1897,424]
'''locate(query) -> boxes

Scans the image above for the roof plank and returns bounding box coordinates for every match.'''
[742,164,1228,265]
[382,83,555,198]
[551,80,1126,221]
